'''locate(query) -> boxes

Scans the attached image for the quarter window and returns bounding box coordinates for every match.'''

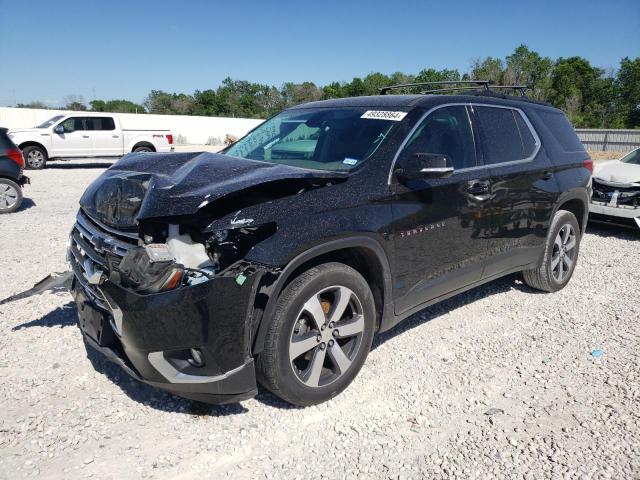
[475,106,538,164]
[399,105,477,170]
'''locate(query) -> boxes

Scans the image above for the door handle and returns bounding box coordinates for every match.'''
[112,135,119,138]
[466,181,490,195]
[542,170,553,180]
[82,135,90,138]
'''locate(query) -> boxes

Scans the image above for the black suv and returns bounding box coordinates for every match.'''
[68,82,591,406]
[0,128,29,214]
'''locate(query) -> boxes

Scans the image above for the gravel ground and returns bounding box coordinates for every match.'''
[1,163,639,479]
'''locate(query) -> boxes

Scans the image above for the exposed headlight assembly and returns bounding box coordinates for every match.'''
[206,223,276,273]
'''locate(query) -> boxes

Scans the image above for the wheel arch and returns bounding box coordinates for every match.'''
[131,141,156,152]
[251,236,394,355]
[553,190,589,234]
[18,141,49,158]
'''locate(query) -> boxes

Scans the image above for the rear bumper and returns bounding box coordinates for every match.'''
[589,202,640,229]
[70,269,262,404]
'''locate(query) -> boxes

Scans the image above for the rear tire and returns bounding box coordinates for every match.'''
[0,178,23,213]
[133,145,153,153]
[23,146,47,170]
[523,210,581,292]
[256,262,376,406]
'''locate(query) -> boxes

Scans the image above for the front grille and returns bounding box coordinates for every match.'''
[68,209,138,310]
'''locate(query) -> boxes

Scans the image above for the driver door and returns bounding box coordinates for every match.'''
[51,117,92,157]
[391,104,492,314]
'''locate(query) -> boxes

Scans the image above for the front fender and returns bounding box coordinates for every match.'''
[251,235,394,355]
[16,137,50,156]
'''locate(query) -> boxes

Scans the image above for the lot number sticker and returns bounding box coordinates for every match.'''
[360,110,407,122]
[361,110,408,121]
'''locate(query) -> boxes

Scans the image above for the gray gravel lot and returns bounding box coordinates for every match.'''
[0,163,639,479]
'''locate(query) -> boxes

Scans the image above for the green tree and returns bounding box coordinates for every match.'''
[469,57,504,83]
[281,82,322,107]
[548,56,604,126]
[362,72,392,95]
[63,94,87,111]
[16,101,49,109]
[90,99,145,113]
[504,45,553,101]
[616,57,640,127]
[193,89,218,116]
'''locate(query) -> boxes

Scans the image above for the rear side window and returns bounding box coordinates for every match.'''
[537,110,584,152]
[399,105,477,170]
[475,106,538,164]
[88,117,116,131]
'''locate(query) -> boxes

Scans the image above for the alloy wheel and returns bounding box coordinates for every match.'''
[0,183,19,210]
[27,150,44,169]
[289,285,366,388]
[551,224,577,282]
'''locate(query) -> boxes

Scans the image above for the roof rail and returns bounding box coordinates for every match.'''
[379,81,530,98]
[379,80,490,95]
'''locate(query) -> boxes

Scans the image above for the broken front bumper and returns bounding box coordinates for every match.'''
[70,270,262,404]
[589,202,640,229]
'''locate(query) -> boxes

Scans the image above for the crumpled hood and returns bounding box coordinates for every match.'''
[80,151,346,228]
[593,160,640,186]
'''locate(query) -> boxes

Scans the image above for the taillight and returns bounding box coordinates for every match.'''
[6,148,24,168]
[166,134,173,145]
[583,157,593,173]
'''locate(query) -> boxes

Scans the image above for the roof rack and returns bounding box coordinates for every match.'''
[379,81,530,98]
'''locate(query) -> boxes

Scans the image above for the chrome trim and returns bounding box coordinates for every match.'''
[148,353,251,384]
[81,211,139,240]
[76,212,133,256]
[420,167,454,174]
[387,102,542,184]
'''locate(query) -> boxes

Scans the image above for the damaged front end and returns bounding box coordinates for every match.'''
[68,208,276,403]
[66,152,345,403]
[590,178,640,229]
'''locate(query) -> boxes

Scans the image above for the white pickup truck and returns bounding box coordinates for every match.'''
[8,112,174,169]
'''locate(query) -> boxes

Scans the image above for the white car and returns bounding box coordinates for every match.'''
[8,113,174,169]
[590,147,640,229]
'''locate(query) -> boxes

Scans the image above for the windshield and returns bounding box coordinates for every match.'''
[36,116,64,128]
[225,108,400,171]
[620,148,640,165]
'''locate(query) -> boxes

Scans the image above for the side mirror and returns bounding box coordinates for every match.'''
[395,153,454,183]
[53,125,65,134]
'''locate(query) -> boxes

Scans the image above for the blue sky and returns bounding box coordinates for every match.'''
[0,0,638,107]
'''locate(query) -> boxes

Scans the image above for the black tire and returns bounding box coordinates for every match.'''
[523,210,581,292]
[0,178,23,214]
[22,146,47,170]
[133,145,153,153]
[256,262,376,406]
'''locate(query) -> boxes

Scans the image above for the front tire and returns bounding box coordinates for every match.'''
[22,146,47,170]
[0,178,23,213]
[523,210,581,292]
[257,262,376,406]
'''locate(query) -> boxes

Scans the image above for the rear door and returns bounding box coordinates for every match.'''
[471,104,557,277]
[51,117,92,157]
[88,117,122,156]
[391,104,492,314]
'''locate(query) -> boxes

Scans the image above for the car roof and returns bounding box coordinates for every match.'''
[59,112,117,116]
[291,93,558,112]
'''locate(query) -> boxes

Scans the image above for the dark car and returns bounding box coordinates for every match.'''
[67,82,592,406]
[0,128,29,213]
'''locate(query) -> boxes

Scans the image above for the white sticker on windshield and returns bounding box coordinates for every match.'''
[343,158,358,165]
[361,110,408,121]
